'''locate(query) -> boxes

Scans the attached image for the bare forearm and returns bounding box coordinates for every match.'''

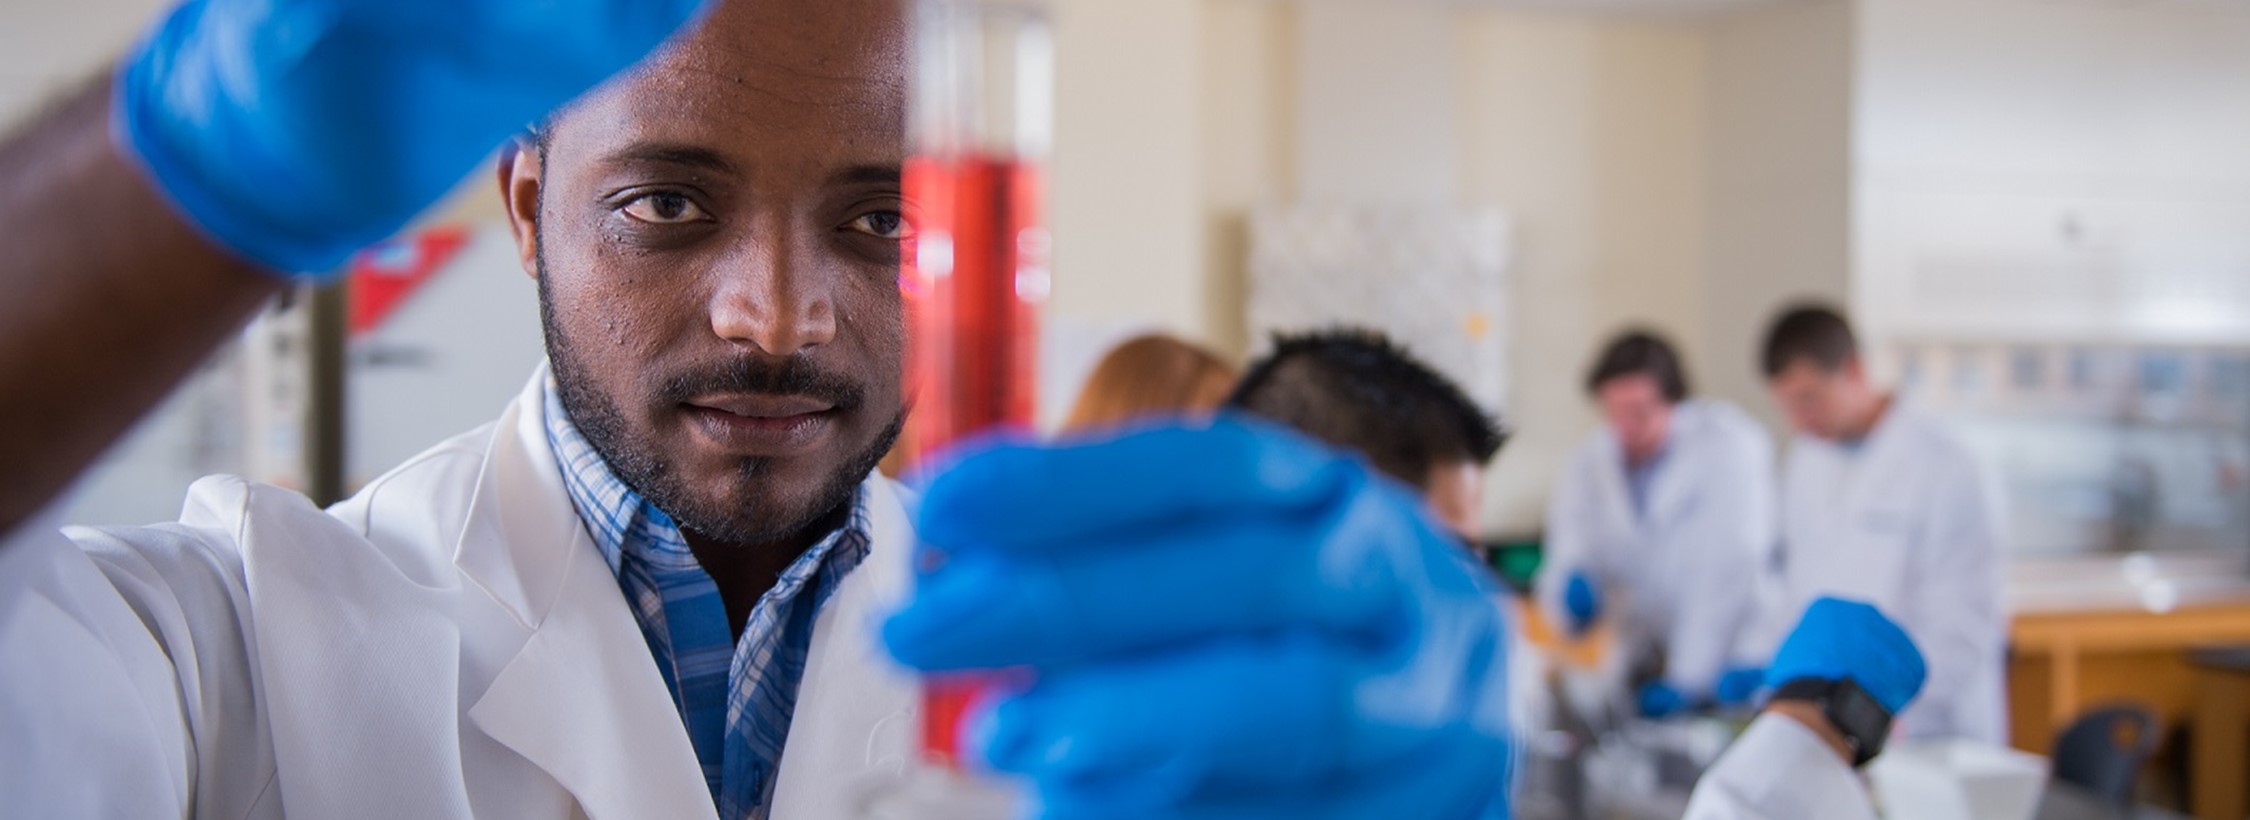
[0,74,282,534]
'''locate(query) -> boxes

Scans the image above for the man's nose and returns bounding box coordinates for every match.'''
[708,232,838,356]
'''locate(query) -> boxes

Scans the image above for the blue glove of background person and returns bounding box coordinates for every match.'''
[1636,682,1688,719]
[117,0,709,274]
[883,419,1513,819]
[1562,570,1600,636]
[1713,666,1766,708]
[1763,597,1927,715]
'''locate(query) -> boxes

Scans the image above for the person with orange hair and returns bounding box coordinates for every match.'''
[1060,333,1239,432]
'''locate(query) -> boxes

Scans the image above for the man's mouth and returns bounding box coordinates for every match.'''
[681,392,842,454]
[688,392,838,419]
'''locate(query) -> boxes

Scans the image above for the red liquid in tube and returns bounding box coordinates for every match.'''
[902,153,1046,767]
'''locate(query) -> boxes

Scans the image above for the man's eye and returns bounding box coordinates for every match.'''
[621,192,709,224]
[846,211,913,240]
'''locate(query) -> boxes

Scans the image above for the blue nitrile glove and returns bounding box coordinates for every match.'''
[883,418,1513,819]
[116,0,710,274]
[1763,597,1926,715]
[1637,681,1689,719]
[1714,666,1766,708]
[1562,570,1600,636]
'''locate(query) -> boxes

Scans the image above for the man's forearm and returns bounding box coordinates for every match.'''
[0,75,282,534]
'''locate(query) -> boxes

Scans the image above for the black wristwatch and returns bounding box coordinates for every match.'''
[1770,676,1894,768]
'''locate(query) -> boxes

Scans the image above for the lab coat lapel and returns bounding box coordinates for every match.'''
[467,566,719,820]
[1839,397,1920,516]
[1589,432,1642,539]
[461,369,718,820]
[767,477,929,819]
[1640,402,1704,527]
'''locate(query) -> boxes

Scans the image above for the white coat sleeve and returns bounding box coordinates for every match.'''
[0,522,192,817]
[1897,450,2009,742]
[0,516,277,818]
[1683,714,1878,820]
[1660,427,1778,693]
[1537,447,1599,629]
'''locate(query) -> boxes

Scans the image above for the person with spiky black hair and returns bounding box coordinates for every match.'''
[1227,327,1507,540]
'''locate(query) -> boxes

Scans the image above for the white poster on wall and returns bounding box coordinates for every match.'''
[1247,204,1512,413]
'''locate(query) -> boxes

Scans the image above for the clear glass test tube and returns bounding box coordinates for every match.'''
[860,2,1051,817]
[901,0,1052,464]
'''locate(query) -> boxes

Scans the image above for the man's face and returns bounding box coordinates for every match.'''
[1767,359,1861,441]
[502,0,909,547]
[1424,459,1486,541]
[1594,374,1673,462]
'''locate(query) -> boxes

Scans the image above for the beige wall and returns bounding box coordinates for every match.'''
[1455,12,1714,531]
[1045,0,1209,340]
[1198,0,1296,359]
[1702,1,1855,432]
[0,0,164,128]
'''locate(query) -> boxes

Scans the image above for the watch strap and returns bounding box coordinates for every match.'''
[1771,676,1894,767]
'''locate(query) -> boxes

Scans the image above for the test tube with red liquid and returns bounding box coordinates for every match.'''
[865,1,1051,815]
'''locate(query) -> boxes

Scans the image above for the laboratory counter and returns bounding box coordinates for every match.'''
[2006,550,2250,754]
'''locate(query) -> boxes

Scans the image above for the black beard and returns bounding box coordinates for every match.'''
[536,250,903,548]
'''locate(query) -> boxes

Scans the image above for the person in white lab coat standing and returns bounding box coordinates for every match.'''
[1540,330,1776,716]
[1758,303,2010,743]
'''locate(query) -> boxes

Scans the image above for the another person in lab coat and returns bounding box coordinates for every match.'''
[1758,303,2010,743]
[1538,329,1775,716]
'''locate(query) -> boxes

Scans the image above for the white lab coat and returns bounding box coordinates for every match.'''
[1683,714,1878,820]
[1770,397,2009,744]
[0,368,1873,819]
[0,370,922,819]
[1538,399,1777,695]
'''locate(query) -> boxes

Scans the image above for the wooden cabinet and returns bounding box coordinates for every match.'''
[2009,602,2250,754]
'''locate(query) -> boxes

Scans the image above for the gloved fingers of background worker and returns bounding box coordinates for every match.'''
[912,417,1360,554]
[1029,717,1511,820]
[1637,681,1689,719]
[884,484,1434,670]
[967,634,1510,820]
[1714,666,1767,707]
[1562,571,1601,635]
[1764,596,1927,714]
[119,0,711,273]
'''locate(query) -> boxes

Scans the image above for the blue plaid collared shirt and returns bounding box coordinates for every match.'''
[542,377,871,819]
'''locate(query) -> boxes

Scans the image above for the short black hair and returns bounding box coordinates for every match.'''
[1760,303,1860,378]
[1584,329,1691,403]
[1226,328,1507,489]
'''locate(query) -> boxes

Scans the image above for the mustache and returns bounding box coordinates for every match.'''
[657,354,866,410]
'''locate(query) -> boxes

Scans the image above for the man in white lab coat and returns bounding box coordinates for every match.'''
[1539,330,1775,716]
[0,0,1935,815]
[1759,303,2010,743]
